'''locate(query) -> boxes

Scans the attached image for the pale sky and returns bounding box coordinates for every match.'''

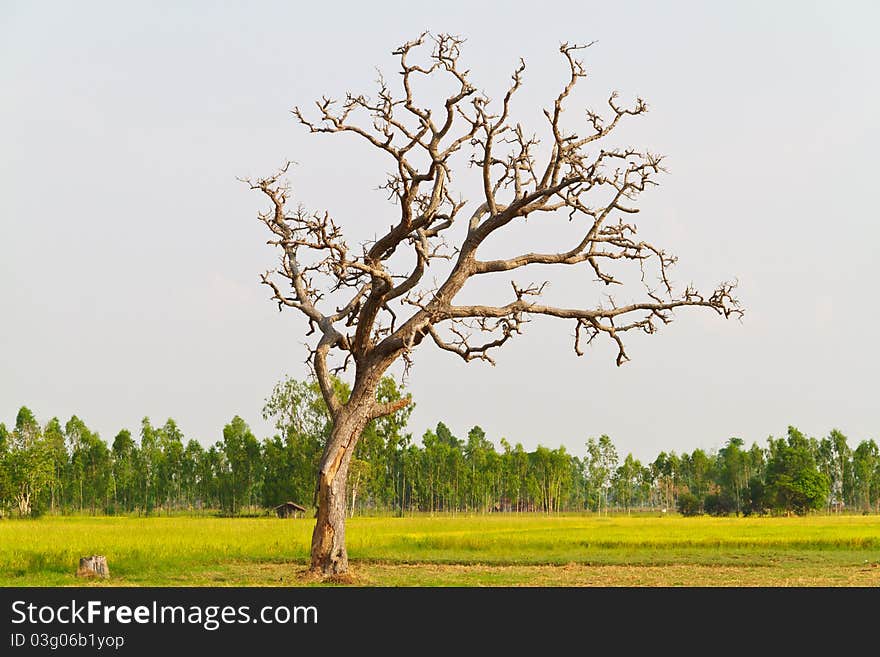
[2,1,878,463]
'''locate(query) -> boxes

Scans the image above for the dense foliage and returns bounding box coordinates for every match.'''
[1,377,878,517]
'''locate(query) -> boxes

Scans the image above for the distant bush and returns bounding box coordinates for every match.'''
[703,493,731,517]
[677,492,702,517]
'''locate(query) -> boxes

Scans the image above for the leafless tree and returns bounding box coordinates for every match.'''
[245,33,741,576]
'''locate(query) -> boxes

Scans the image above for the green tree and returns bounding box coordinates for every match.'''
[157,419,185,511]
[741,475,766,516]
[0,423,10,510]
[65,415,90,512]
[43,417,68,512]
[199,445,223,509]
[261,434,298,509]
[82,430,111,514]
[716,437,747,515]
[530,445,571,513]
[6,407,54,516]
[138,417,162,513]
[612,454,642,513]
[585,435,618,514]
[346,457,370,517]
[502,440,530,512]
[651,451,679,512]
[680,448,712,505]
[764,426,830,515]
[464,426,496,512]
[180,439,204,509]
[263,375,349,508]
[64,415,112,514]
[221,416,261,514]
[352,376,414,513]
[852,439,879,512]
[831,430,856,509]
[111,429,137,512]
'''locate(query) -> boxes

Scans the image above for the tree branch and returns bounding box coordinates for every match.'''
[252,34,743,416]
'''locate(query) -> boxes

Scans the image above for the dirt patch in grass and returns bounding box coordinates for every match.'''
[212,560,880,587]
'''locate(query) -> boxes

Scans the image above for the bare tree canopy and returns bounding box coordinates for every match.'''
[246,32,741,576]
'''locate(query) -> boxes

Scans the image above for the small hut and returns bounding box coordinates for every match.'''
[274,501,307,518]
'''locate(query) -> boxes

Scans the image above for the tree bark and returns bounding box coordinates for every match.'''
[16,491,30,517]
[309,407,369,576]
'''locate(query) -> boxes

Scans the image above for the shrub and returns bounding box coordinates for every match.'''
[703,492,736,517]
[677,492,702,517]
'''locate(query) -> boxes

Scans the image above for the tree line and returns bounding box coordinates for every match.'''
[1,376,878,518]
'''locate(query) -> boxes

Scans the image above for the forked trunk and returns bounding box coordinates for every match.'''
[309,408,369,576]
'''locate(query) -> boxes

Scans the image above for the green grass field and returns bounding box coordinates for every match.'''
[2,514,879,586]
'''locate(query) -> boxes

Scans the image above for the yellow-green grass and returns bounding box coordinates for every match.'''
[2,514,879,586]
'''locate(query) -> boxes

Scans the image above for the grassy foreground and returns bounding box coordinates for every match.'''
[2,514,879,586]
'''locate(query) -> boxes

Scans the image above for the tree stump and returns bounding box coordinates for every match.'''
[76,555,110,579]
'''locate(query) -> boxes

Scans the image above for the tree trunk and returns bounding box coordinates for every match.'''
[309,408,369,576]
[16,491,30,517]
[349,473,360,519]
